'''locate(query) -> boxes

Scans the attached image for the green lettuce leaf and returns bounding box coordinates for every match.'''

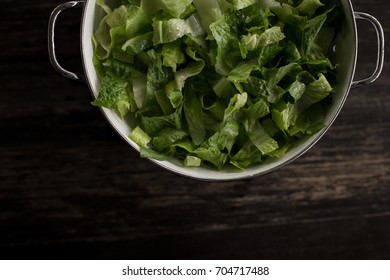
[152,128,188,151]
[297,0,324,16]
[184,155,202,167]
[193,0,222,33]
[244,98,270,120]
[122,31,153,55]
[91,75,127,109]
[129,126,151,147]
[244,119,279,155]
[241,26,285,52]
[227,62,255,83]
[241,76,285,104]
[305,73,333,102]
[271,100,298,131]
[161,40,186,72]
[195,121,239,169]
[209,16,234,75]
[184,89,206,146]
[160,0,193,18]
[227,0,257,11]
[153,19,192,45]
[165,60,205,108]
[140,147,174,160]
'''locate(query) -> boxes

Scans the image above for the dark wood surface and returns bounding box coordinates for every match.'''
[1,0,389,260]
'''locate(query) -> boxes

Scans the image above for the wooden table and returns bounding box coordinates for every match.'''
[1,0,389,259]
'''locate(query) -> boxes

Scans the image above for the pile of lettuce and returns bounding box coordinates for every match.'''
[92,0,342,170]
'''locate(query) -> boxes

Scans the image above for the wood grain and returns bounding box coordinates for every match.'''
[0,0,389,260]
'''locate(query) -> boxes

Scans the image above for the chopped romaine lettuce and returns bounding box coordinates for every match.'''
[184,155,202,167]
[92,0,341,170]
[129,126,151,147]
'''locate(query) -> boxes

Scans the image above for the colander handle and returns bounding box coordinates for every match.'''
[352,12,385,88]
[48,1,85,82]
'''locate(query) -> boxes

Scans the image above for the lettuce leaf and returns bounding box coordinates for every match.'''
[244,119,279,155]
[193,0,222,33]
[241,26,285,52]
[297,0,324,16]
[91,75,127,109]
[160,0,194,18]
[152,128,188,151]
[209,16,234,75]
[161,40,186,72]
[195,121,239,169]
[129,126,151,147]
[184,88,206,146]
[227,0,257,10]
